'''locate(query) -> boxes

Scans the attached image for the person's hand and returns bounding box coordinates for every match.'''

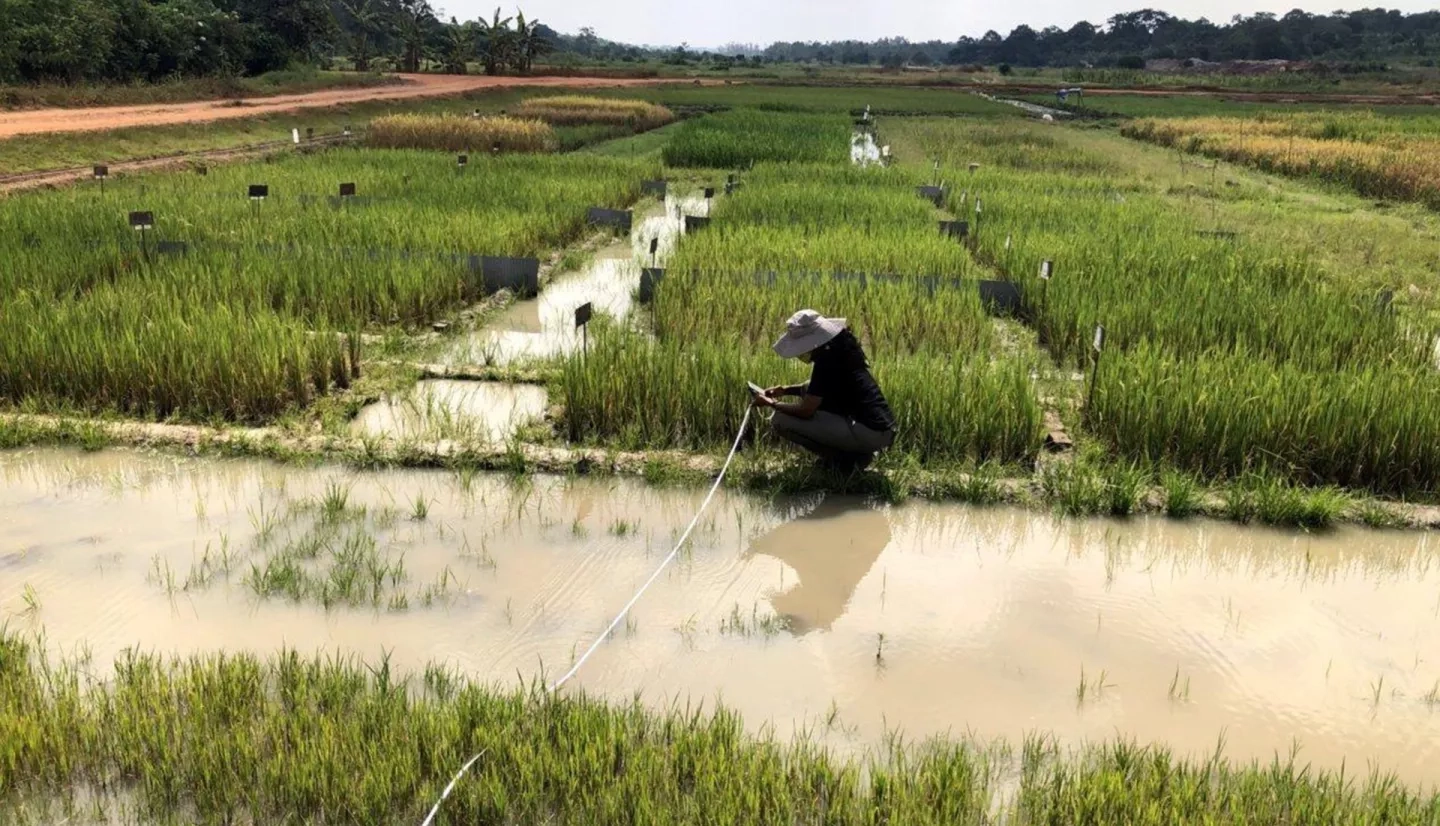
[764,385,787,398]
[751,390,775,409]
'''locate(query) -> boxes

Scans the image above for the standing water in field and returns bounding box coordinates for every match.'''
[3,447,1440,787]
[348,380,547,442]
[850,131,882,167]
[440,192,706,367]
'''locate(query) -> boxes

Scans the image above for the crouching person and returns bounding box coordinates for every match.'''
[751,309,895,472]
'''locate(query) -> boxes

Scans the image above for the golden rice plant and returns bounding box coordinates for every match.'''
[512,95,675,130]
[367,114,555,153]
[1124,114,1440,208]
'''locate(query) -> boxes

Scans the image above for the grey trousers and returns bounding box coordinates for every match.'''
[771,411,895,458]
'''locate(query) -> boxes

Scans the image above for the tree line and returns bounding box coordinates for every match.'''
[0,0,553,85]
[759,9,1440,69]
[3,2,1437,86]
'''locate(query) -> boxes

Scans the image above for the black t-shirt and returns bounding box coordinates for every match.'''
[807,350,895,432]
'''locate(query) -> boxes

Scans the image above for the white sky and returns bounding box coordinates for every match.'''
[436,0,1438,49]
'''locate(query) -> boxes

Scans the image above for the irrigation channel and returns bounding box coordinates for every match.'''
[351,191,707,442]
[3,448,1439,787]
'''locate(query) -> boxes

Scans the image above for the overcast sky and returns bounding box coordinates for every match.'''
[436,0,1436,48]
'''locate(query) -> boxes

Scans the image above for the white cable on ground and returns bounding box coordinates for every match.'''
[419,405,754,826]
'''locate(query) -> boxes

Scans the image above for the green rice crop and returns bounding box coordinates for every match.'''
[3,630,1437,825]
[559,324,1042,465]
[0,150,654,421]
[1092,343,1440,494]
[890,117,1440,493]
[659,163,993,357]
[662,109,852,168]
[561,146,1037,464]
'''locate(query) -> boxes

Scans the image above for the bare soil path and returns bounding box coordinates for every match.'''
[0,73,684,139]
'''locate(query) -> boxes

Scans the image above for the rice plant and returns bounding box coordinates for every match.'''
[1124,111,1440,208]
[891,116,1440,495]
[558,322,1042,465]
[0,149,654,421]
[367,114,555,152]
[662,109,852,168]
[7,632,1435,825]
[511,95,675,131]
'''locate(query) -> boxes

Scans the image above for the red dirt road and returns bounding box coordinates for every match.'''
[0,74,687,139]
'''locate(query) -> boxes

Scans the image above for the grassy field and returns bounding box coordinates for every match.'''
[0,150,653,420]
[3,630,1437,826]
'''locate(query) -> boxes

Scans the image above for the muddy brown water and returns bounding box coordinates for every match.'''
[2,447,1439,787]
[348,380,546,442]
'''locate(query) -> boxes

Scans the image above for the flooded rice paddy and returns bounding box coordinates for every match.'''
[439,192,705,367]
[348,379,547,442]
[3,448,1439,786]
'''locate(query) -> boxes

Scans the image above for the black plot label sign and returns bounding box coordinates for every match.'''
[129,211,154,230]
[649,238,659,256]
[339,183,357,197]
[704,187,715,199]
[574,302,593,328]
[457,154,469,167]
[248,184,269,200]
[1040,260,1053,280]
[93,165,109,179]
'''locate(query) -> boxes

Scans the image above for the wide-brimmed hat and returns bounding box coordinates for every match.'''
[773,309,847,358]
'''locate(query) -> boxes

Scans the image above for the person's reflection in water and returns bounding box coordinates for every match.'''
[745,496,891,634]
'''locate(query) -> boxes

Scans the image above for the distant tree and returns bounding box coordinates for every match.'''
[235,0,335,72]
[999,24,1040,64]
[341,0,387,71]
[393,0,434,72]
[442,18,473,73]
[510,10,551,72]
[998,62,1012,75]
[1117,54,1146,69]
[574,25,598,56]
[910,50,932,66]
[475,7,513,74]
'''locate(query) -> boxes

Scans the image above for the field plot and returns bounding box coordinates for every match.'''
[1124,110,1440,208]
[5,85,1440,826]
[596,83,1020,116]
[891,117,1440,495]
[663,109,853,167]
[0,150,653,420]
[563,133,1043,464]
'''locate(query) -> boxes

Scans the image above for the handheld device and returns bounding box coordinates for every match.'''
[746,381,765,396]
